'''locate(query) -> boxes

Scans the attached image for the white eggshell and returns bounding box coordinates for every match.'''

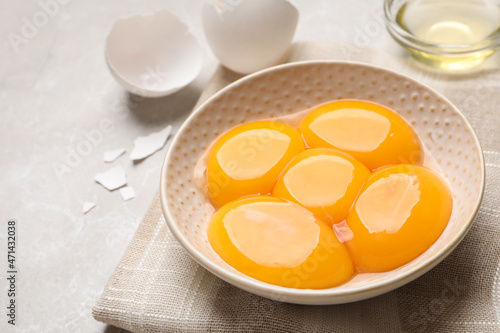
[105,10,203,97]
[202,0,299,74]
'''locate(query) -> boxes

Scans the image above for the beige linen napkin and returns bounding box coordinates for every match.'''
[93,42,500,332]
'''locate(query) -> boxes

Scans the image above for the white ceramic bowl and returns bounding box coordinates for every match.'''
[105,10,203,98]
[160,61,485,305]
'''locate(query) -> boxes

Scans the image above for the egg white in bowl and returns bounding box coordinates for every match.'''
[160,61,484,305]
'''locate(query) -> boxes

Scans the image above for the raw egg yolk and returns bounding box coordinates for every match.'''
[206,121,304,206]
[343,164,452,272]
[208,196,354,289]
[299,100,422,171]
[272,148,371,226]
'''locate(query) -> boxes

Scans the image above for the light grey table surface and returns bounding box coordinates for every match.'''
[0,0,430,332]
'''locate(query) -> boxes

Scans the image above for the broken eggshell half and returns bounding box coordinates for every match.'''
[105,10,203,97]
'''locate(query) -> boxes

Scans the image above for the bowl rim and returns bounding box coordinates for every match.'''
[383,0,500,56]
[160,60,485,304]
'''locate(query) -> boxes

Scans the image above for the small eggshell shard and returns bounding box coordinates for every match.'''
[105,10,203,97]
[95,166,127,191]
[130,125,172,161]
[120,186,136,201]
[202,0,299,74]
[83,202,96,214]
[333,221,354,243]
[104,148,126,163]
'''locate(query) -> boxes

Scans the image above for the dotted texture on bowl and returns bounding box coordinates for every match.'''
[163,62,483,290]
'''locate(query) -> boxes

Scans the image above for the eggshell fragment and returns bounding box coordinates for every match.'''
[104,148,126,163]
[202,0,299,74]
[105,10,203,97]
[130,125,172,161]
[83,202,96,214]
[120,186,136,201]
[95,166,127,191]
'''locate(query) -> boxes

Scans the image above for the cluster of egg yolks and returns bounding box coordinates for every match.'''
[208,196,354,289]
[205,101,451,288]
[206,121,304,206]
[343,164,453,273]
[272,148,371,226]
[299,100,422,171]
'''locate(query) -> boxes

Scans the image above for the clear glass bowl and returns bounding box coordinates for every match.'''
[384,0,500,70]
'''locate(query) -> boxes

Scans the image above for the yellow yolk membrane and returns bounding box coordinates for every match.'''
[344,164,452,273]
[272,148,371,226]
[203,102,451,289]
[355,173,421,234]
[283,155,354,207]
[206,121,304,206]
[216,129,291,181]
[300,100,422,171]
[208,196,355,289]
[309,108,391,152]
[223,202,320,268]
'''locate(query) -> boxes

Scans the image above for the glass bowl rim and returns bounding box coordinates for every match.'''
[384,0,500,55]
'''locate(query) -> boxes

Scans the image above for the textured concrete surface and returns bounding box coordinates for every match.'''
[0,0,428,332]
